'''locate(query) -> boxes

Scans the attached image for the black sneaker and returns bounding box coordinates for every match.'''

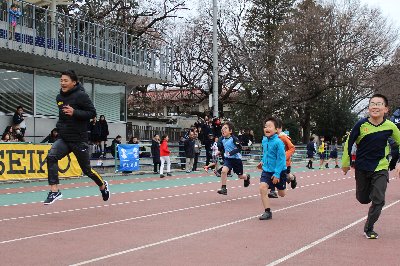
[291,175,297,189]
[44,190,63,205]
[160,174,165,178]
[166,173,172,176]
[335,165,340,168]
[100,181,110,201]
[364,230,379,239]
[217,187,227,195]
[325,163,329,168]
[244,174,250,187]
[259,211,272,220]
[268,191,278,198]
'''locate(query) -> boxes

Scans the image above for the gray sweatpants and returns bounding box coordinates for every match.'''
[355,169,389,232]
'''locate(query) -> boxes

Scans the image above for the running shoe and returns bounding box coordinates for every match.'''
[259,211,272,220]
[167,173,172,176]
[244,174,251,187]
[291,175,297,189]
[160,174,165,178]
[325,163,329,168]
[364,230,379,239]
[217,187,227,195]
[100,181,110,201]
[44,190,63,205]
[268,191,278,198]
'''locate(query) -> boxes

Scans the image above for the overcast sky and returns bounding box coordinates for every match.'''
[351,0,400,28]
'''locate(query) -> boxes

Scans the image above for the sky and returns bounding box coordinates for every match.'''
[352,0,400,28]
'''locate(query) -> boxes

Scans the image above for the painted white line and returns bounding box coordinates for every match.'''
[68,189,355,266]
[266,199,400,266]
[0,176,354,222]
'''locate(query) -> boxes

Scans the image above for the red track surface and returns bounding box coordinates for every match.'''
[1,168,400,265]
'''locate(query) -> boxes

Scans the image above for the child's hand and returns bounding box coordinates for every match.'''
[257,162,262,170]
[271,176,279,184]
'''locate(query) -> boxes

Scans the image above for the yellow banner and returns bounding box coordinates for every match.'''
[0,143,82,180]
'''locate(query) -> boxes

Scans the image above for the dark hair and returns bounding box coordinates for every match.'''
[370,93,388,106]
[51,128,58,135]
[116,135,121,138]
[1,132,9,140]
[4,125,12,134]
[332,136,337,144]
[264,117,279,129]
[99,115,106,120]
[61,70,79,82]
[16,106,23,111]
[223,121,234,132]
[10,4,18,8]
[276,117,283,129]
[153,134,159,137]
[310,136,315,141]
[160,135,168,143]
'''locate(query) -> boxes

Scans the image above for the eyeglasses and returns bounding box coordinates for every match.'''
[369,102,385,107]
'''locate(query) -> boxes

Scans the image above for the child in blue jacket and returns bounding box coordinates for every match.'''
[257,117,287,220]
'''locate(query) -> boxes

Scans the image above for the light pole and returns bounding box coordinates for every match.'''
[212,0,219,117]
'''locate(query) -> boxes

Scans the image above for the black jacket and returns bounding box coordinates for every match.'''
[151,139,161,163]
[56,83,96,142]
[184,138,195,158]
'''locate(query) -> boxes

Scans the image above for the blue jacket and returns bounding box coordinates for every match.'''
[261,134,287,178]
[8,9,22,24]
[220,135,242,159]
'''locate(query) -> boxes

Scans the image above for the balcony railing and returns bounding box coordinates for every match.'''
[0,1,173,81]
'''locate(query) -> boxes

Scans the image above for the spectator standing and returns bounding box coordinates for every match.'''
[8,4,21,40]
[89,116,101,154]
[178,136,186,170]
[306,136,316,169]
[12,106,26,136]
[192,133,202,171]
[204,133,214,166]
[184,131,195,173]
[159,135,172,178]
[151,134,161,174]
[41,128,58,143]
[98,115,109,158]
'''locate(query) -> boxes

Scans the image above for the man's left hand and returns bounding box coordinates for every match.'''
[63,105,74,116]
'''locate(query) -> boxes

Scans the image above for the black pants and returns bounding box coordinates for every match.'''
[205,150,212,166]
[153,162,161,173]
[192,153,200,171]
[355,169,388,232]
[47,139,104,187]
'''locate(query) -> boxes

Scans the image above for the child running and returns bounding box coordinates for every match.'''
[342,94,400,239]
[325,137,339,168]
[217,121,251,195]
[306,136,316,169]
[268,118,297,198]
[258,117,287,220]
[318,136,326,169]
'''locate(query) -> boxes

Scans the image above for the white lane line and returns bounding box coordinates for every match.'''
[0,194,257,244]
[0,176,354,221]
[68,189,355,266]
[266,199,400,266]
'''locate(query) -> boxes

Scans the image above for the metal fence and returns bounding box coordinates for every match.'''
[0,1,173,79]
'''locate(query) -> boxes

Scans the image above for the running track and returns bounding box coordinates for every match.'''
[1,163,400,265]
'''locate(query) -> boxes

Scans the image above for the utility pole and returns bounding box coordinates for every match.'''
[212,0,219,117]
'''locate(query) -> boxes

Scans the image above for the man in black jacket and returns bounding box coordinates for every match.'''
[44,70,110,205]
[184,131,195,173]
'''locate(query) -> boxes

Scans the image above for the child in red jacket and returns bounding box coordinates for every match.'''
[160,135,172,178]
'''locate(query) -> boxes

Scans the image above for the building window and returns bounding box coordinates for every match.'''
[0,67,33,115]
[35,72,60,116]
[94,82,125,122]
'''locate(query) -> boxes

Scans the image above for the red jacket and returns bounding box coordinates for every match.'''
[160,141,170,156]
